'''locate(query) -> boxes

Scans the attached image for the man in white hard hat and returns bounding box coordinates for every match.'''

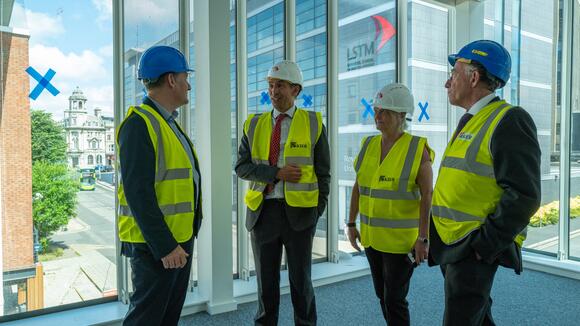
[347,83,434,325]
[236,60,330,325]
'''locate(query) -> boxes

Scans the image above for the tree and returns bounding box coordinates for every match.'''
[31,109,67,164]
[32,162,78,251]
[30,109,77,252]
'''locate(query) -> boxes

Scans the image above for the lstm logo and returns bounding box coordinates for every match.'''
[371,15,396,52]
[346,15,396,71]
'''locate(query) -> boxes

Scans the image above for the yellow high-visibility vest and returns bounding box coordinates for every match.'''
[354,133,434,254]
[117,104,196,243]
[432,100,526,246]
[243,109,322,211]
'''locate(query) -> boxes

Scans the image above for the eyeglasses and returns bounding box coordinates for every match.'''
[447,66,476,80]
[447,68,458,80]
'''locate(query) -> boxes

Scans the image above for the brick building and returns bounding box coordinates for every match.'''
[0,26,42,315]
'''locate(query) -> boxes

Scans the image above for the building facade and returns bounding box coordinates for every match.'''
[62,87,114,169]
[0,26,42,315]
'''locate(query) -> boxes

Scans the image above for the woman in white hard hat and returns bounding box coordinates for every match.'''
[346,83,434,325]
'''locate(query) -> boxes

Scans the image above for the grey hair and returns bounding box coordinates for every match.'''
[466,61,502,92]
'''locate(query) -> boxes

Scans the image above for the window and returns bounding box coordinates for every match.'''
[1,1,116,318]
[245,0,285,274]
[337,0,397,255]
[408,0,450,178]
[296,0,328,261]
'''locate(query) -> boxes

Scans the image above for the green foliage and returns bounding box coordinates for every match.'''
[32,161,78,252]
[31,109,67,164]
[529,196,580,227]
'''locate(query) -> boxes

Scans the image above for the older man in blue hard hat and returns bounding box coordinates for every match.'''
[429,40,541,325]
[117,45,202,326]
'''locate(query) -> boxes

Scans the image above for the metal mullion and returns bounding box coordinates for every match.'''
[285,0,295,61]
[112,0,128,304]
[236,0,250,280]
[447,5,457,141]
[179,0,190,133]
[397,0,407,85]
[327,0,339,263]
[558,0,573,261]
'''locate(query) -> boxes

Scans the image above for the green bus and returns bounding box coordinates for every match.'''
[79,168,96,191]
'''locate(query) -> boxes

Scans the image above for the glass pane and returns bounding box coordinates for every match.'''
[408,1,449,180]
[337,1,397,255]
[122,0,200,288]
[246,0,285,274]
[229,1,238,277]
[296,0,327,262]
[570,0,580,260]
[1,0,115,317]
[517,0,560,255]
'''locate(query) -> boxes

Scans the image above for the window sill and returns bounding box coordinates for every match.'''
[3,255,370,325]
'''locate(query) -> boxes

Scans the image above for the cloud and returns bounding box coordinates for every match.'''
[124,0,178,26]
[92,0,113,28]
[27,46,112,120]
[29,84,113,121]
[98,44,114,57]
[10,3,65,42]
[29,44,108,81]
[92,0,113,17]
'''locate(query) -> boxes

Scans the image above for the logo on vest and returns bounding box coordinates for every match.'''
[457,132,473,141]
[289,142,308,149]
[378,175,394,182]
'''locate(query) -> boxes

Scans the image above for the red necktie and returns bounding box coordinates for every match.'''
[266,113,287,193]
[452,113,473,142]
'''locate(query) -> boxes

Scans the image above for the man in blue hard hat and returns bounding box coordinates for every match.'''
[429,40,541,325]
[117,45,202,326]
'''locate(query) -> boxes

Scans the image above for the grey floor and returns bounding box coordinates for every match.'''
[179,265,580,326]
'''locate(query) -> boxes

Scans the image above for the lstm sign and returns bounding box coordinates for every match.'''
[347,15,395,71]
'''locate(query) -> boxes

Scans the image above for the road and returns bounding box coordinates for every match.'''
[52,185,116,263]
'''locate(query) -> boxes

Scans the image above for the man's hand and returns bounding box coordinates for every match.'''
[276,164,302,183]
[347,226,362,252]
[413,240,429,266]
[161,245,189,269]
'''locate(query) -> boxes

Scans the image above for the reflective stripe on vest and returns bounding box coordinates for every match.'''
[432,101,526,246]
[355,133,433,254]
[117,104,195,243]
[243,109,322,211]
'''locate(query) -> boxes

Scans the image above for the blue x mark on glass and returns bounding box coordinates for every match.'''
[418,101,430,122]
[260,91,271,105]
[26,66,60,100]
[361,98,374,119]
[302,94,313,107]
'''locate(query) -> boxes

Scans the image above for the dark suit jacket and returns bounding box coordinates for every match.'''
[429,98,541,274]
[118,97,203,260]
[235,110,331,232]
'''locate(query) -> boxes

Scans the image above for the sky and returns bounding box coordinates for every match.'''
[10,0,114,120]
[9,0,179,121]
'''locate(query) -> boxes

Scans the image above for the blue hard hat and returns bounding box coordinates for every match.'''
[448,40,511,88]
[138,46,192,80]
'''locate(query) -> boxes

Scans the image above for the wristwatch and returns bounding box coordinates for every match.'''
[417,236,429,245]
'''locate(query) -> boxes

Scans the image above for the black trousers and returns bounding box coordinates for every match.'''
[123,240,194,326]
[365,246,414,326]
[440,253,499,326]
[251,199,317,326]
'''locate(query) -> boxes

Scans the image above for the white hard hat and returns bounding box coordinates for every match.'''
[267,60,303,86]
[373,83,414,115]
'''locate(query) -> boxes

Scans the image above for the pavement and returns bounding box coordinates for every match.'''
[42,182,117,309]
